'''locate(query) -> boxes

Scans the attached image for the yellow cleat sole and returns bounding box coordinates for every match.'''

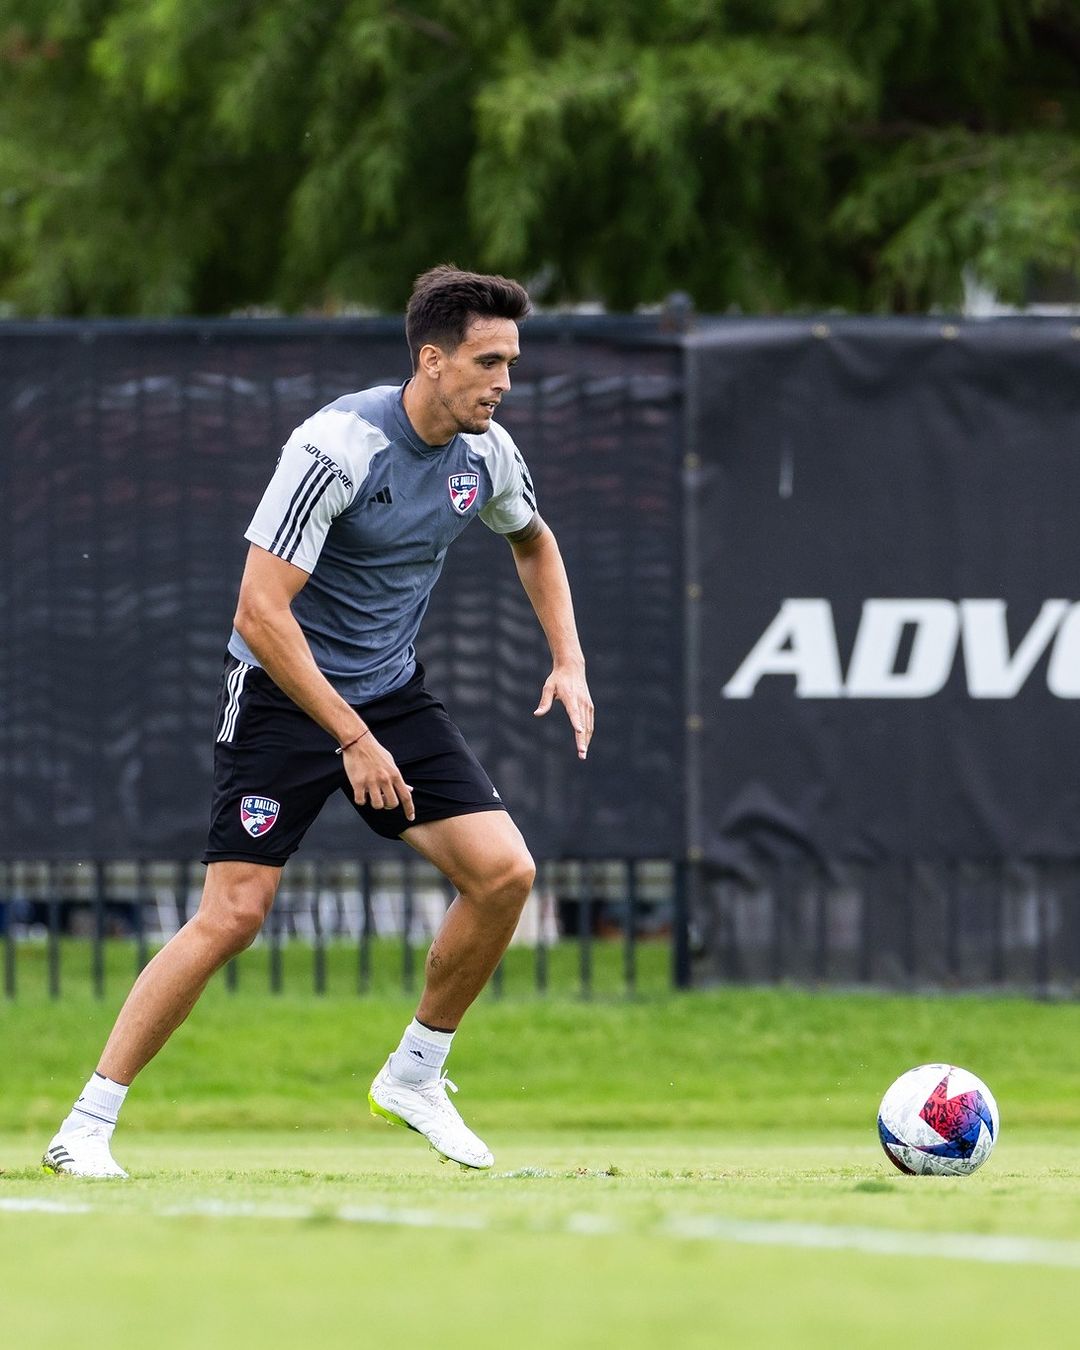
[368,1093,476,1171]
[368,1093,417,1134]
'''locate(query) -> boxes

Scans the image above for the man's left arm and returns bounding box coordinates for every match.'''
[507,515,594,761]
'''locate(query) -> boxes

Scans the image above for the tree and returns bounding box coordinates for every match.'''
[1,0,1078,315]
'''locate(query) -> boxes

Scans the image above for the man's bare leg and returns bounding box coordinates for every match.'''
[368,810,534,1169]
[98,861,282,1082]
[44,861,280,1176]
[403,810,535,1029]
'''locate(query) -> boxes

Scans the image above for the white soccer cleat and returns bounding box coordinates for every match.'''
[42,1123,129,1179]
[368,1060,494,1170]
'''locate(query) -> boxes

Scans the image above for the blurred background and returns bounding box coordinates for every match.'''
[2,0,1080,1001]
[2,0,1079,315]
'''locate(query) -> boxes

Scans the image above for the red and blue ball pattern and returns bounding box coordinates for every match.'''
[877,1064,999,1177]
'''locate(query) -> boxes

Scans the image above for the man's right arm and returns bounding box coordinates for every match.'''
[233,545,414,819]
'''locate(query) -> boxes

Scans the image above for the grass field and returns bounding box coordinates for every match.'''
[3,965,1080,1348]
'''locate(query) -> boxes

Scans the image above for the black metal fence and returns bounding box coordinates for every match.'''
[0,856,681,1000]
[690,860,1080,997]
[7,854,1079,999]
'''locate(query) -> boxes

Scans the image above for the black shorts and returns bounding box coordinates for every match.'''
[202,656,506,866]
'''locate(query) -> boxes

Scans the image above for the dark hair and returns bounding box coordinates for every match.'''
[405,265,530,367]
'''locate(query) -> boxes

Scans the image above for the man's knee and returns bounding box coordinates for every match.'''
[194,868,276,957]
[195,898,266,957]
[472,847,536,912]
[512,850,537,897]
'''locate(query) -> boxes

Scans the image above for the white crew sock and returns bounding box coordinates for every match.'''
[61,1072,129,1136]
[388,1018,455,1085]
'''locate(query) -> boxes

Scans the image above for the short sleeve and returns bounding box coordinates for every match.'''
[244,413,370,573]
[478,426,537,535]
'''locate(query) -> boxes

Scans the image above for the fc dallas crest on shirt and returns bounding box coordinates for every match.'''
[240,795,280,837]
[448,472,479,515]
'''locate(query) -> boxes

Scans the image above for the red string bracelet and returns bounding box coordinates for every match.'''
[335,730,371,756]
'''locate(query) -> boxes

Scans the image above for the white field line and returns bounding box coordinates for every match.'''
[3,1195,1080,1269]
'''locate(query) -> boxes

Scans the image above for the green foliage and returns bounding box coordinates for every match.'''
[1,0,1078,313]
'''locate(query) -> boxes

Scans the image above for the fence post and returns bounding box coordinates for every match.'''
[534,860,550,995]
[577,862,592,999]
[93,860,107,999]
[623,859,637,995]
[680,343,704,998]
[402,857,415,994]
[134,859,149,976]
[770,865,788,983]
[47,892,61,1000]
[312,861,326,996]
[269,895,283,995]
[1035,864,1051,1000]
[2,860,14,998]
[813,865,829,983]
[358,860,373,995]
[672,859,694,990]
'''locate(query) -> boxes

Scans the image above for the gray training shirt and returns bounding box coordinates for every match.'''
[228,383,537,703]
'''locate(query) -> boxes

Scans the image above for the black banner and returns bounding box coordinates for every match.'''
[9,316,1080,873]
[0,319,683,861]
[690,319,1080,869]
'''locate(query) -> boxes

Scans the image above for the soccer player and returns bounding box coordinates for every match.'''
[43,266,593,1178]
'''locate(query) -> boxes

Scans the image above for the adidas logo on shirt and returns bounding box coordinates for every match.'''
[369,486,393,505]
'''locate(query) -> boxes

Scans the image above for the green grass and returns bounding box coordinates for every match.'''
[4,978,1080,1348]
[5,933,672,1002]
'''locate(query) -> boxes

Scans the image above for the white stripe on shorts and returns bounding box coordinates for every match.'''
[216,661,252,743]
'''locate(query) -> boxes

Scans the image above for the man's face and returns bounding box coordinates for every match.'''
[433,316,520,435]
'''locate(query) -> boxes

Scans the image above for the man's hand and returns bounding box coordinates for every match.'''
[343,734,415,820]
[534,662,594,760]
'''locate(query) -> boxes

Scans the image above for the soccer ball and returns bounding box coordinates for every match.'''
[877,1063,999,1176]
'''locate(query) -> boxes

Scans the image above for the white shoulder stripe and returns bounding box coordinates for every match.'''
[274,466,336,563]
[269,463,333,558]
